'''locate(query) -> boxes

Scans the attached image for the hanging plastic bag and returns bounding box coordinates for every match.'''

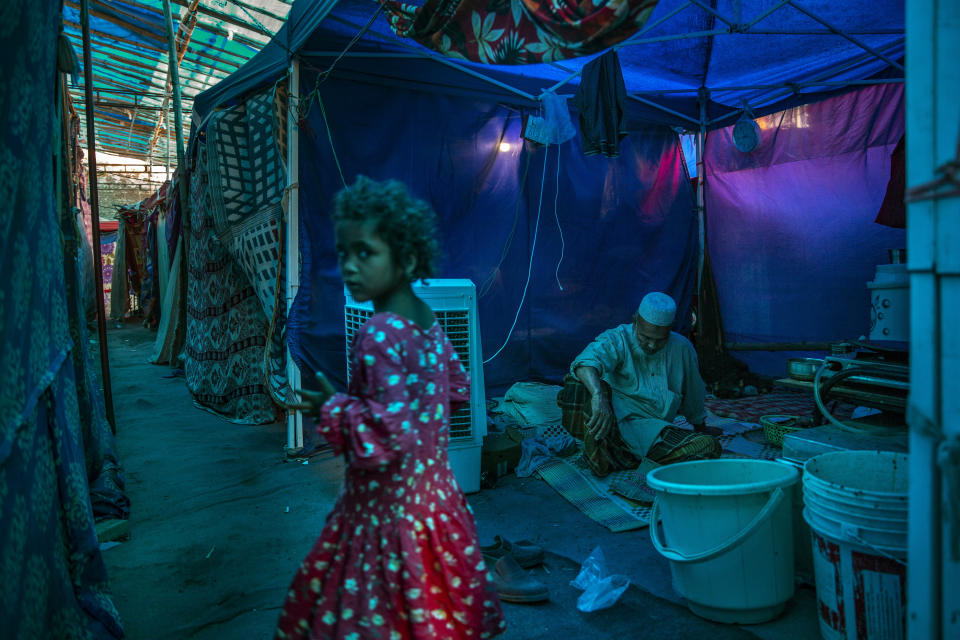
[569,546,630,612]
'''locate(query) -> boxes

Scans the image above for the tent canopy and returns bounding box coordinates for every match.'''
[188,0,906,389]
[194,0,904,130]
[63,0,293,162]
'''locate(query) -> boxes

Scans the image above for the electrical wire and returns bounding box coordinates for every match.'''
[552,141,565,291]
[479,149,532,297]
[295,4,384,124]
[316,93,348,189]
[483,145,550,364]
[274,6,384,193]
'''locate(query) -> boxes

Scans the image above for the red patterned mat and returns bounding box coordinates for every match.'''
[705,391,855,423]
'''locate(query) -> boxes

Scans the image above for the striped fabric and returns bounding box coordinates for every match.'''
[557,374,720,476]
[536,456,650,532]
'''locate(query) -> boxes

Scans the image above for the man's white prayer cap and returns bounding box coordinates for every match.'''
[637,292,676,327]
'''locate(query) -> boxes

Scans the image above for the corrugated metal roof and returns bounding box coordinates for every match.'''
[62,0,293,163]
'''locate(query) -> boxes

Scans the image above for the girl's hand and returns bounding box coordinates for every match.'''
[288,372,337,417]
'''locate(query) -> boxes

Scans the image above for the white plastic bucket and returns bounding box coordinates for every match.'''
[803,451,908,640]
[646,459,799,624]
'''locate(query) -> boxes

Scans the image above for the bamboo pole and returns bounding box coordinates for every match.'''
[163,0,191,363]
[148,0,201,157]
[80,0,116,430]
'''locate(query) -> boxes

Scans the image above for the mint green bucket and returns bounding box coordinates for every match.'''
[647,459,799,624]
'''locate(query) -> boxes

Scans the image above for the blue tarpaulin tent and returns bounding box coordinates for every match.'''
[185,0,905,424]
[193,0,904,129]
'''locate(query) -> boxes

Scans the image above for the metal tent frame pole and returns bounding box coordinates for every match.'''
[286,59,304,453]
[80,0,116,431]
[540,0,903,117]
[696,89,707,296]
[706,39,906,127]
[323,3,902,130]
[321,15,538,103]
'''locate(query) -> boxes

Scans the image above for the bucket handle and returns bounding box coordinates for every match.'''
[649,488,786,564]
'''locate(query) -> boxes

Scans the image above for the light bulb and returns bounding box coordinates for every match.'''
[499,142,512,152]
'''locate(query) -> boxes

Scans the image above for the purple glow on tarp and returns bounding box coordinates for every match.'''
[705,83,906,376]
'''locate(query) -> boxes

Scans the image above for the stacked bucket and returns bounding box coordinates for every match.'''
[803,451,908,640]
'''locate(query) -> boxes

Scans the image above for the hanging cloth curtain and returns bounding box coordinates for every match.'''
[381,0,659,64]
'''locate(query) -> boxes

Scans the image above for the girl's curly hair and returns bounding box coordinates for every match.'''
[331,176,440,282]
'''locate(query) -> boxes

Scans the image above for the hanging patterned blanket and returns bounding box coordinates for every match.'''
[203,87,288,410]
[381,0,659,64]
[1,1,124,633]
[185,134,281,425]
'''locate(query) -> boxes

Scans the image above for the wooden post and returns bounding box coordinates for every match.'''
[80,0,116,430]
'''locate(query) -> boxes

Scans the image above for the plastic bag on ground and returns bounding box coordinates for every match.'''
[570,546,630,612]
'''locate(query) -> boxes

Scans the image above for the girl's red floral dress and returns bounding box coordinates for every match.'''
[275,312,506,639]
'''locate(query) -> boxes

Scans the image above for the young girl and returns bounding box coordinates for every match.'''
[275,176,506,640]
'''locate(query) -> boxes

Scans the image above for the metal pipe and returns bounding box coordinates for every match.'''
[627,93,701,126]
[614,28,730,47]
[612,1,694,52]
[165,89,170,182]
[80,0,116,431]
[742,29,904,35]
[687,0,736,27]
[546,1,694,93]
[744,0,791,29]
[726,341,841,351]
[787,1,904,71]
[325,15,537,103]
[705,39,905,126]
[696,88,707,295]
[286,60,303,452]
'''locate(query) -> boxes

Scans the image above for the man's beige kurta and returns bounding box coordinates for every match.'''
[571,324,707,455]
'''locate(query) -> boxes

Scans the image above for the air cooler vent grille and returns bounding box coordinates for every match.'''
[344,306,473,441]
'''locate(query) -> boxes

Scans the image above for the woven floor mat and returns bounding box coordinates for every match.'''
[536,454,651,532]
[525,393,813,531]
[705,391,855,423]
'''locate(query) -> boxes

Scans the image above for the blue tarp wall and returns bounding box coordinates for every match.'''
[707,83,905,375]
[287,78,698,391]
[190,0,906,388]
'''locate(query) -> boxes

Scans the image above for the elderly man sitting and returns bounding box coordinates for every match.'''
[558,292,721,477]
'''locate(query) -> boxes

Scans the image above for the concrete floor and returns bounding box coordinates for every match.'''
[101,325,822,639]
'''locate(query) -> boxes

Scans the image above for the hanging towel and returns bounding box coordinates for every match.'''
[573,50,628,158]
[523,91,577,145]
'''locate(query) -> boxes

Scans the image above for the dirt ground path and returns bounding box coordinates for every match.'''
[102,325,817,639]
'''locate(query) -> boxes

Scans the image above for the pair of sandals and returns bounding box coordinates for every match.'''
[481,536,548,603]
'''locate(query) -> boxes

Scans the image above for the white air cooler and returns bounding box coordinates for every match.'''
[343,279,486,493]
